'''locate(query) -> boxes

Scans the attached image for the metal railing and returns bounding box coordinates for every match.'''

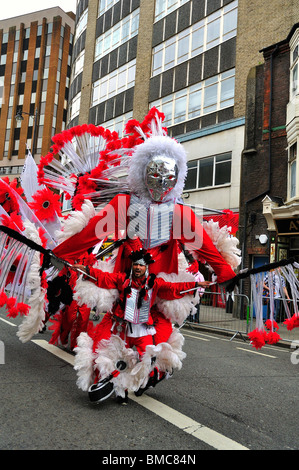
[183,291,299,344]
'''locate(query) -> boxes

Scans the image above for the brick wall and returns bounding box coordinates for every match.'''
[239,41,290,273]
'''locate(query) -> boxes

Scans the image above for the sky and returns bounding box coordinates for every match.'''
[0,1,77,20]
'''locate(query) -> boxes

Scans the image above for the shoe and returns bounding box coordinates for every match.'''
[88,380,114,403]
[115,390,128,405]
[134,368,165,397]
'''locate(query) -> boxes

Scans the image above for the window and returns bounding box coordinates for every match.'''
[154,0,189,22]
[203,76,218,113]
[223,3,238,41]
[151,68,235,125]
[98,0,118,17]
[290,35,299,98]
[94,10,139,61]
[152,1,238,76]
[72,50,85,80]
[185,160,197,190]
[220,69,235,108]
[69,92,81,121]
[188,83,202,118]
[184,153,232,191]
[206,11,221,50]
[92,59,136,106]
[289,143,297,199]
[191,21,204,57]
[75,9,88,43]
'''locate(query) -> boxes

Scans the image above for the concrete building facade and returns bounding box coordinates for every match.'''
[69,0,243,219]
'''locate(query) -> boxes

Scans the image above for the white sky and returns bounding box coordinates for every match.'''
[0,1,77,20]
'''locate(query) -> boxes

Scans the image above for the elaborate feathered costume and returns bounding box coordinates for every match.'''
[2,107,299,403]
[37,107,241,401]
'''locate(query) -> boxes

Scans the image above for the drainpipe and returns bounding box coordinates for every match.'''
[240,44,278,293]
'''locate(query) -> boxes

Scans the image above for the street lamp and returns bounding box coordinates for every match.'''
[15,107,38,157]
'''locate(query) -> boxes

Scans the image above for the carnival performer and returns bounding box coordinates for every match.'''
[73,246,212,404]
[38,108,240,400]
[0,108,242,402]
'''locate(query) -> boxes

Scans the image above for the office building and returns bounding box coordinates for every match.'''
[0,7,75,177]
[69,0,242,219]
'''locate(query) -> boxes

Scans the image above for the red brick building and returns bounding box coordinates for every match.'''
[239,24,299,286]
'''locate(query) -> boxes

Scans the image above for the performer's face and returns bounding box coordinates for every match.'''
[132,263,147,278]
[145,156,178,202]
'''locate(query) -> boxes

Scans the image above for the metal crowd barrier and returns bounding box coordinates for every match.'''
[183,291,299,345]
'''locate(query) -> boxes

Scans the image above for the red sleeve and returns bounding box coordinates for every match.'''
[174,204,236,284]
[52,194,129,262]
[155,277,197,299]
[88,268,125,290]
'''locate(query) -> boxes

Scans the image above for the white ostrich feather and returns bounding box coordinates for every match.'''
[17,221,47,343]
[55,199,96,243]
[74,260,119,312]
[74,332,97,391]
[203,220,241,269]
[155,271,199,325]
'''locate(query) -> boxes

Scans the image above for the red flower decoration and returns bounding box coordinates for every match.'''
[1,211,24,231]
[29,188,62,222]
[0,177,21,214]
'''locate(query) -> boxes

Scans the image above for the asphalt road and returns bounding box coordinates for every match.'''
[1,310,299,453]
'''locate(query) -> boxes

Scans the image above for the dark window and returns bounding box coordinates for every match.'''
[184,152,232,191]
[198,157,214,188]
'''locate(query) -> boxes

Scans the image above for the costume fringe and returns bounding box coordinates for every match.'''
[155,271,199,325]
[203,219,241,269]
[16,221,47,343]
[74,332,97,391]
[74,260,119,312]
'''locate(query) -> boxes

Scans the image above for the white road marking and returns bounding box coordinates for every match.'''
[129,393,248,450]
[236,347,277,358]
[32,339,75,365]
[183,333,210,341]
[32,339,248,450]
[0,317,17,327]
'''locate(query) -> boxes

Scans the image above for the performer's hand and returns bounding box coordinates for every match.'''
[72,264,87,273]
[197,281,214,287]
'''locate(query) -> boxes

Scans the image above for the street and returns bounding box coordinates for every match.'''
[0,310,299,452]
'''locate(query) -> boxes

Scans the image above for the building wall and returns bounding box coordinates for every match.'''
[179,121,244,212]
[0,8,74,176]
[69,0,240,215]
[239,40,291,273]
[234,0,299,118]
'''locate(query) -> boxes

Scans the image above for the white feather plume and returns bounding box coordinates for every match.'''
[74,259,119,312]
[203,219,241,269]
[55,199,96,243]
[17,221,47,343]
[74,332,97,391]
[155,271,200,325]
